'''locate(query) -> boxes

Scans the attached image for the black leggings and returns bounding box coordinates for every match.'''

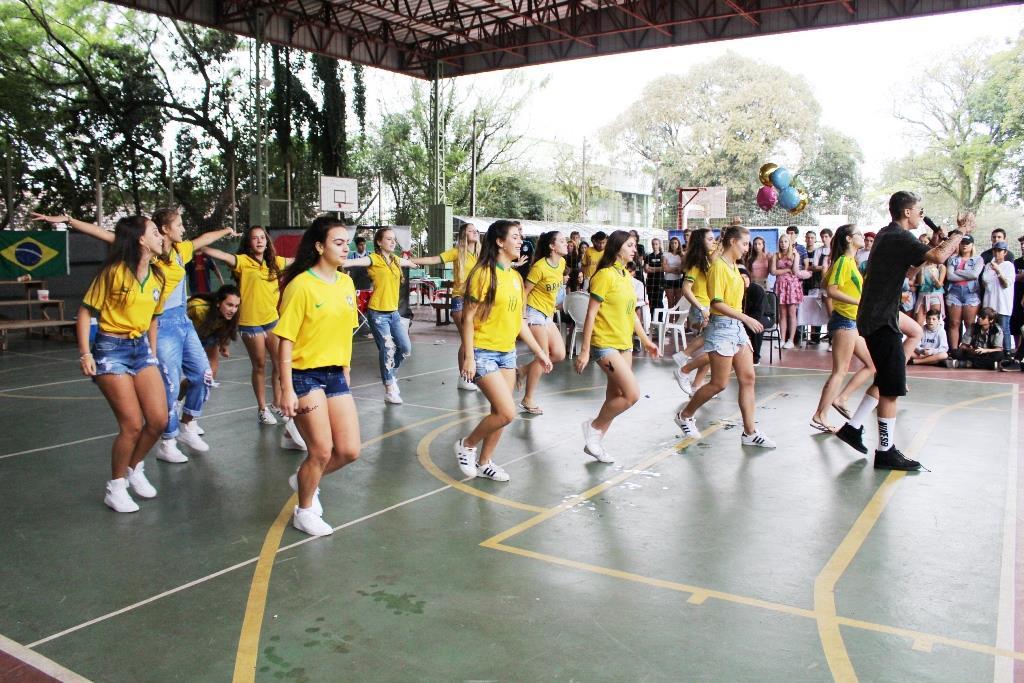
[951,349,1005,369]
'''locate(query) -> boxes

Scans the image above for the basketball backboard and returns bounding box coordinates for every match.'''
[319,176,359,213]
[677,186,727,228]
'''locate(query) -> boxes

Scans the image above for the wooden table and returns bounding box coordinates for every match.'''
[0,298,65,322]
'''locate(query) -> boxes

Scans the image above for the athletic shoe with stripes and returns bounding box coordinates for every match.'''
[454,438,478,478]
[476,461,510,481]
[675,415,701,440]
[292,506,333,537]
[741,430,776,448]
[258,407,278,425]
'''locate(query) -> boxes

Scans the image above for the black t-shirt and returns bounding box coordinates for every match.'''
[645,251,664,289]
[857,223,931,335]
[1013,256,1024,314]
[517,239,535,280]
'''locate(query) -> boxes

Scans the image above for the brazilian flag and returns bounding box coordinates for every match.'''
[0,231,69,278]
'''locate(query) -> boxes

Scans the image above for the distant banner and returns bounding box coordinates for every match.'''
[0,231,69,278]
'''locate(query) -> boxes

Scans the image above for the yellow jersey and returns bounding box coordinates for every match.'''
[233,254,287,327]
[367,252,402,312]
[583,247,603,280]
[588,262,636,350]
[827,254,862,321]
[83,262,167,338]
[439,247,479,296]
[467,263,523,353]
[707,256,744,312]
[275,270,359,370]
[158,240,195,310]
[526,257,566,317]
[186,297,210,327]
[683,265,711,308]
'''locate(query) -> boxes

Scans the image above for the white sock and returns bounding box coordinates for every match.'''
[877,417,895,451]
[848,394,879,429]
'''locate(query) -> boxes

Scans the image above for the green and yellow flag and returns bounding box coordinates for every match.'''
[0,231,69,278]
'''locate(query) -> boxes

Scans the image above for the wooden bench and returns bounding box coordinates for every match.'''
[0,298,66,321]
[0,319,76,351]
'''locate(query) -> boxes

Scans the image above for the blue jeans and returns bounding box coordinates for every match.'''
[997,314,1013,352]
[367,310,411,385]
[158,306,212,439]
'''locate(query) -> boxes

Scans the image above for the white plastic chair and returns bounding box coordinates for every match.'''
[651,298,690,356]
[563,291,591,359]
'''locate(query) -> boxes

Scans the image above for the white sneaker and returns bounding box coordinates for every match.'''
[292,506,333,536]
[258,407,278,425]
[289,472,322,516]
[783,341,795,350]
[741,430,777,448]
[281,419,308,451]
[269,404,286,420]
[581,419,608,461]
[454,438,478,477]
[672,351,691,367]
[384,383,403,404]
[193,420,205,436]
[177,421,210,452]
[476,461,510,481]
[104,478,139,513]
[458,375,478,391]
[157,439,189,463]
[126,462,157,498]
[675,414,702,440]
[674,367,694,396]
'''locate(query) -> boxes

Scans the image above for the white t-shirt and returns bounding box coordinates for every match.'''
[663,253,682,281]
[981,260,1015,315]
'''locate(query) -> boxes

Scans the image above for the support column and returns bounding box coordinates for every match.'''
[427,61,452,275]
[249,10,270,226]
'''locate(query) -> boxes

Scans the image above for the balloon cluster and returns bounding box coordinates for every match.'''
[756,163,808,215]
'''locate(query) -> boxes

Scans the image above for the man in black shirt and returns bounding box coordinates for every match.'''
[834,191,974,470]
[1013,235,1024,362]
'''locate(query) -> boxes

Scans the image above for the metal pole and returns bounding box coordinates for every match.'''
[378,173,383,225]
[3,141,13,225]
[285,160,292,226]
[168,151,174,204]
[94,150,103,226]
[580,138,587,222]
[469,111,477,217]
[230,157,237,231]
[429,64,441,206]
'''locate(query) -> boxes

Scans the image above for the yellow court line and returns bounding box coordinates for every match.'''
[812,390,1014,682]
[231,409,480,683]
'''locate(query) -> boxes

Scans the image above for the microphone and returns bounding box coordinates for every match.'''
[923,216,941,232]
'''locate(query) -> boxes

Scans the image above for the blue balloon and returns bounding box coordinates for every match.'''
[771,167,792,190]
[778,185,800,211]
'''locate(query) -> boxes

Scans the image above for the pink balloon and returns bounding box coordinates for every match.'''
[756,185,778,212]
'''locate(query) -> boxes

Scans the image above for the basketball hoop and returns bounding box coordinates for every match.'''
[677,187,727,230]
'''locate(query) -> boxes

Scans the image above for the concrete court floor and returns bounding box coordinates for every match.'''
[0,315,1022,682]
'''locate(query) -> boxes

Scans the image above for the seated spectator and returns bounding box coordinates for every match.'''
[908,309,948,366]
[946,307,1004,369]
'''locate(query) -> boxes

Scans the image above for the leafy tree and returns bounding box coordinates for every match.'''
[799,127,864,217]
[895,45,1023,212]
[475,169,549,220]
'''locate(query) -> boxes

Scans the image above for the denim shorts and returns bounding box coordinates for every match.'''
[291,366,351,398]
[687,306,706,327]
[200,335,219,349]
[827,312,857,335]
[451,296,464,313]
[702,316,750,357]
[947,284,980,307]
[92,333,160,377]
[473,348,517,380]
[594,347,627,360]
[526,305,553,326]
[239,319,278,337]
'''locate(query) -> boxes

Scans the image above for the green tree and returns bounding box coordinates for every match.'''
[799,127,864,216]
[475,169,549,220]
[895,45,1023,212]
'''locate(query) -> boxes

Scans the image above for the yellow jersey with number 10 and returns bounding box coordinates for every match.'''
[467,263,523,353]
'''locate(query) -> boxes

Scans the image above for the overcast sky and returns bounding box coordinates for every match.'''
[368,5,1023,185]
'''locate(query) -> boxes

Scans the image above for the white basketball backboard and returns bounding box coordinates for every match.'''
[320,176,359,213]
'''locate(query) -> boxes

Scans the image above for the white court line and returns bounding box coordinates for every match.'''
[0,404,258,461]
[0,377,90,393]
[2,350,80,364]
[348,364,457,390]
[353,395,462,412]
[994,389,1019,683]
[766,363,1024,387]
[28,443,549,648]
[0,632,91,681]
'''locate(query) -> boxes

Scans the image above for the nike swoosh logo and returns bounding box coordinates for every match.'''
[315,302,325,308]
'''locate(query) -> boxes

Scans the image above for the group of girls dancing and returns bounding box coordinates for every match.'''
[66,207,789,532]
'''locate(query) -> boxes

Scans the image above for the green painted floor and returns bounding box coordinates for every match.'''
[0,324,1019,682]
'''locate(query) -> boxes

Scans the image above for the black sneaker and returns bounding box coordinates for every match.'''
[834,423,868,454]
[873,447,921,471]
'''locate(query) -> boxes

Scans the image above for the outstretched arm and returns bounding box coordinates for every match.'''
[341,256,371,268]
[191,227,240,250]
[33,213,114,243]
[199,246,238,269]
